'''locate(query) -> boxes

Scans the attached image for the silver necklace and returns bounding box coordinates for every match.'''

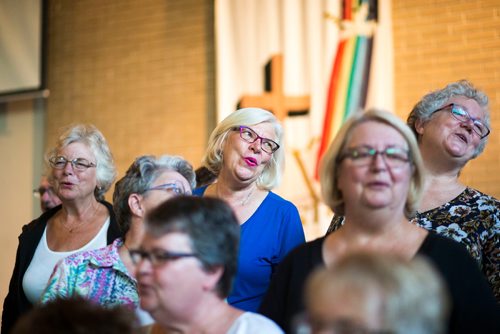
[214,183,256,206]
[61,203,99,233]
[240,186,255,206]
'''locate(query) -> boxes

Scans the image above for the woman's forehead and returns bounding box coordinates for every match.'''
[346,120,407,146]
[144,231,191,248]
[58,141,94,157]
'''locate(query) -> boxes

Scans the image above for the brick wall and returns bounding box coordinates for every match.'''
[45,0,214,191]
[43,0,500,198]
[393,0,500,197]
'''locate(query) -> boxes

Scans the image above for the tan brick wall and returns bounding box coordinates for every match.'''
[43,0,500,198]
[45,0,214,195]
[393,0,500,197]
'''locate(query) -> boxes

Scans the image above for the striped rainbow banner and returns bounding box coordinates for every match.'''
[315,0,376,178]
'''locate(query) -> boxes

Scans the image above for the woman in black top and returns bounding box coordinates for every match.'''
[2,124,122,333]
[259,110,499,334]
[328,80,500,300]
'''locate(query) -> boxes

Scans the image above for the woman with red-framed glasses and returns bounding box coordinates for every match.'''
[194,107,305,313]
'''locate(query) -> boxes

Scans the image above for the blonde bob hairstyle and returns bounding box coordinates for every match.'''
[320,109,424,218]
[45,124,117,201]
[201,108,284,190]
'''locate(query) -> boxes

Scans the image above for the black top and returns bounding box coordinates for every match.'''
[1,201,122,334]
[259,233,500,334]
[327,187,500,301]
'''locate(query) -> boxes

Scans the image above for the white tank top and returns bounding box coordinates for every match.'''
[22,218,110,304]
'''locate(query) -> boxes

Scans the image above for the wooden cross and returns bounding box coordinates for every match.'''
[238,55,310,121]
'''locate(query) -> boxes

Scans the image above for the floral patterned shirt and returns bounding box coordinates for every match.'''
[40,238,138,308]
[326,187,500,300]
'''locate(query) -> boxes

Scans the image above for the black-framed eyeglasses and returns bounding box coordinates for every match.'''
[33,186,56,198]
[144,180,191,196]
[129,248,197,267]
[235,126,280,154]
[339,145,411,168]
[434,103,490,138]
[49,156,96,171]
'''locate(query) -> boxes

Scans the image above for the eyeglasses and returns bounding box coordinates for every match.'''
[434,103,490,138]
[49,156,96,171]
[129,248,197,267]
[144,181,190,196]
[339,145,411,168]
[236,126,280,154]
[33,186,56,198]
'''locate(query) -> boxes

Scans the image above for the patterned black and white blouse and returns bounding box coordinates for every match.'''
[326,187,500,301]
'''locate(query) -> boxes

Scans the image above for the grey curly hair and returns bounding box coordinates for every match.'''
[112,155,195,234]
[407,80,489,157]
[45,124,116,200]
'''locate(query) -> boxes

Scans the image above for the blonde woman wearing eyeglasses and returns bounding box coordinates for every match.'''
[328,80,500,301]
[39,155,194,327]
[260,110,499,334]
[194,108,305,313]
[2,124,122,334]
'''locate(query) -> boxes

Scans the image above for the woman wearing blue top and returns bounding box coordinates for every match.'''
[194,107,305,312]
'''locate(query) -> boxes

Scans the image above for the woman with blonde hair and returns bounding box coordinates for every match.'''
[259,110,498,334]
[328,80,500,300]
[194,108,305,312]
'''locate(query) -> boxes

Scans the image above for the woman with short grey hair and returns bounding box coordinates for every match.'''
[135,196,284,333]
[407,80,489,157]
[46,124,117,200]
[40,155,195,326]
[408,80,498,300]
[2,124,121,334]
[113,155,196,234]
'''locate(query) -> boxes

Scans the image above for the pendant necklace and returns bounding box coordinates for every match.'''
[61,203,99,233]
[215,183,255,207]
[240,186,255,206]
